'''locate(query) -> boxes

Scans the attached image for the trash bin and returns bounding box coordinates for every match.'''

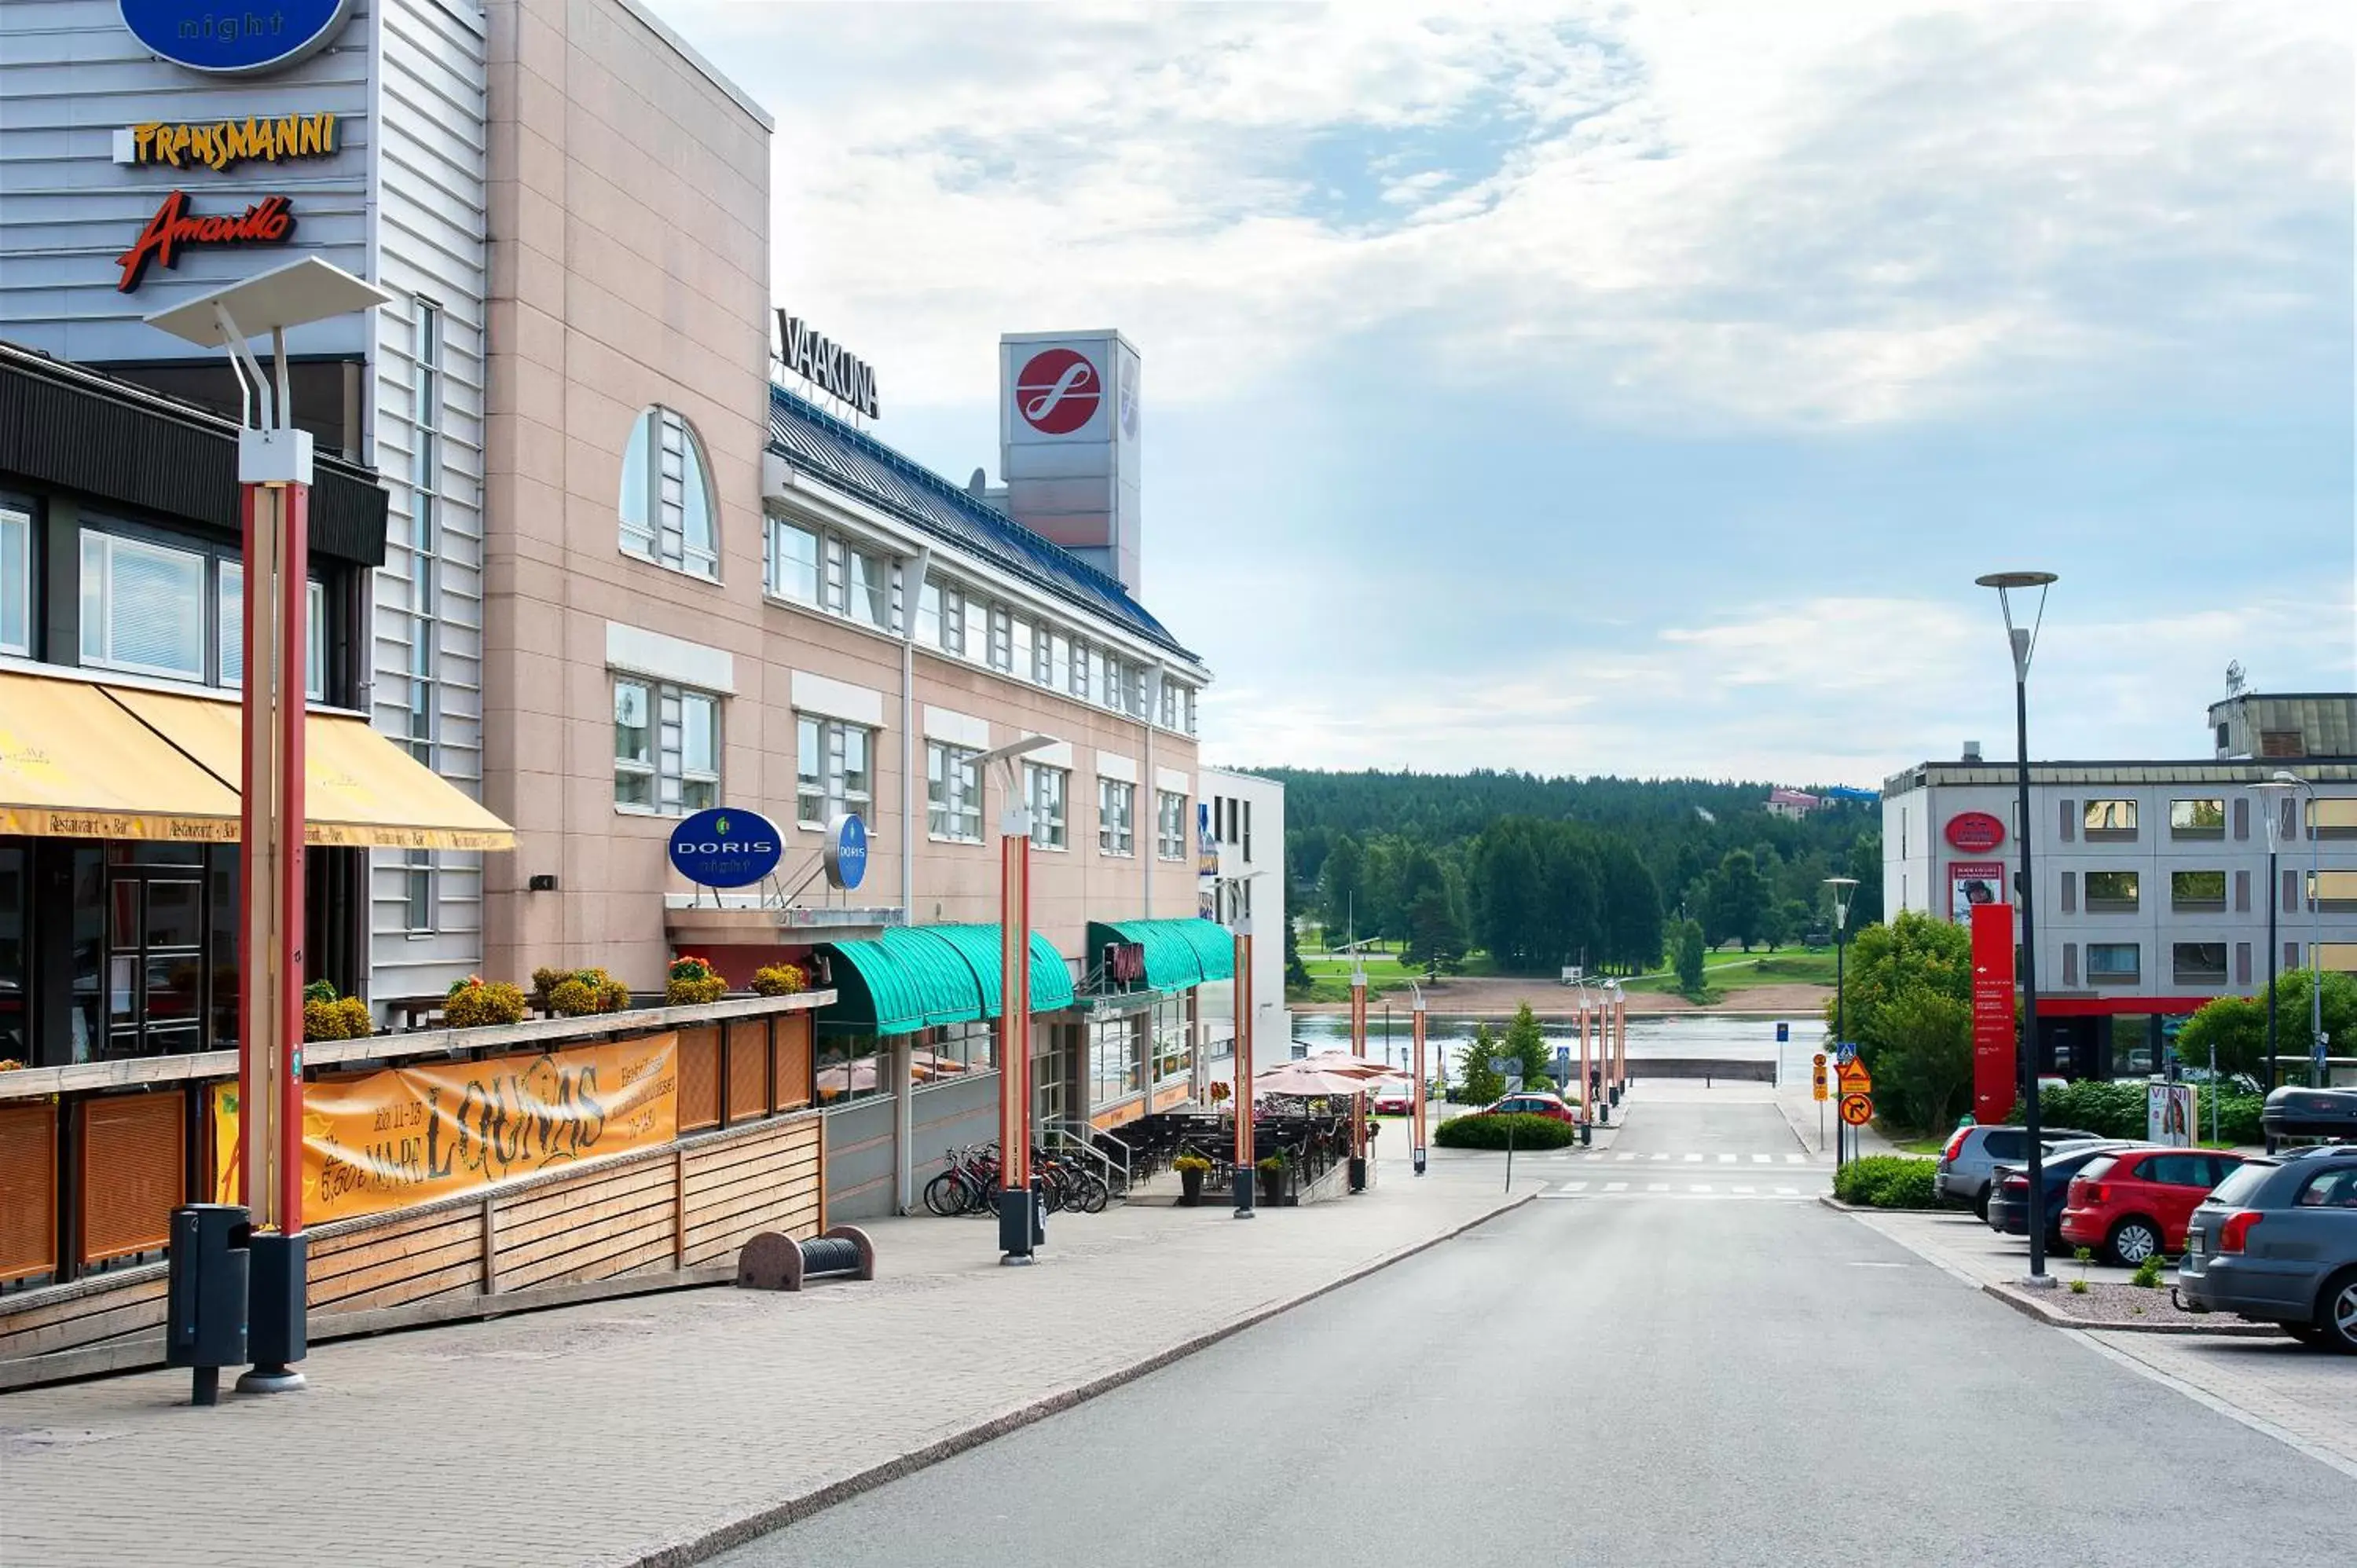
[1579,1122,1592,1147]
[166,1203,251,1406]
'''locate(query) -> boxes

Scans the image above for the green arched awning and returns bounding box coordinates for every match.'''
[819,925,1075,1036]
[1086,918,1237,991]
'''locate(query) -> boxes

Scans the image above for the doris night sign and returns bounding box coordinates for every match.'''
[120,2,354,75]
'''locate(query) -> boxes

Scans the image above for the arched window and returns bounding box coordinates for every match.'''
[619,406,718,580]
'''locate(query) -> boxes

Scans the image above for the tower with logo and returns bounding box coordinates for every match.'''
[999,330,1143,593]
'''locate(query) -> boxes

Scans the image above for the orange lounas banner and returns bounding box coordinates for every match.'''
[215,1034,680,1222]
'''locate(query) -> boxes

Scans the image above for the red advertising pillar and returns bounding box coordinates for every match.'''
[1579,1002,1592,1118]
[996,827,1034,1259]
[1970,901,2017,1123]
[1233,927,1255,1214]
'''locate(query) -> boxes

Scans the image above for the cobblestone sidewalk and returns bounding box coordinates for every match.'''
[0,1139,1538,1568]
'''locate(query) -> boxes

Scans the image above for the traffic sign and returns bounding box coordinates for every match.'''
[1836,1059,1872,1096]
[1776,1021,1790,1042]
[1834,1042,1858,1067]
[1839,1093,1873,1127]
[1812,1053,1827,1068]
[1811,1063,1828,1103]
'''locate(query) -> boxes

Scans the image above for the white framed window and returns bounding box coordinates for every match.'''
[0,506,30,656]
[80,530,205,680]
[797,713,873,829]
[1011,615,1034,681]
[918,578,944,647]
[1124,661,1146,717]
[1159,678,1178,729]
[1098,777,1135,856]
[1047,630,1069,691]
[219,566,326,702]
[1157,790,1187,860]
[927,740,983,843]
[848,546,891,630]
[1025,762,1067,851]
[988,605,1013,671]
[1069,638,1093,701]
[403,848,434,933]
[618,406,719,580]
[614,676,720,815]
[1183,686,1197,735]
[768,518,820,603]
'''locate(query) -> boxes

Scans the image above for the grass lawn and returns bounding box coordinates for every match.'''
[1892,1136,1950,1156]
[1620,947,1838,995]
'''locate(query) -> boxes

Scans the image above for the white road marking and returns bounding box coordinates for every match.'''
[1606,1181,1629,1192]
[1648,1181,1670,1192]
[1616,1153,1638,1162]
[1776,1186,1799,1196]
[1692,1184,1714,1193]
[1752,1155,1772,1164]
[1684,1154,1703,1163]
[1561,1181,1589,1192]
[1732,1185,1755,1195]
[1651,1153,1670,1162]
[1785,1154,1806,1164]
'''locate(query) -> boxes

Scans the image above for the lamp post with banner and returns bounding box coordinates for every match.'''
[978,736,1054,1262]
[146,259,393,1394]
[1824,876,1858,1170]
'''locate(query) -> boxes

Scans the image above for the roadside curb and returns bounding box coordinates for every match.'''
[625,1190,1541,1567]
[1817,1198,2284,1339]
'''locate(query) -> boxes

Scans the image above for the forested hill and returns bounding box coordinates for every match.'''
[1247,767,1885,975]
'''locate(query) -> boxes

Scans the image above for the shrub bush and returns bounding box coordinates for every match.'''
[444,976,528,1028]
[546,968,630,1017]
[1834,1155,1939,1208]
[751,962,808,996]
[2016,1081,2268,1146]
[302,994,374,1042]
[1433,1112,1578,1151]
[665,954,728,1006]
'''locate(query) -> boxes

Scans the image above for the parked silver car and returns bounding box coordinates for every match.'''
[2177,1148,2357,1352]
[1932,1124,2104,1220]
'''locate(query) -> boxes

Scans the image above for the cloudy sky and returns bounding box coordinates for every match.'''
[662,0,2354,786]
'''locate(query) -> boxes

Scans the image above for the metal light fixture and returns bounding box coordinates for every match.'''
[1824,877,1858,1167]
[2248,772,2313,1095]
[1976,570,2056,1284]
[978,733,1056,1262]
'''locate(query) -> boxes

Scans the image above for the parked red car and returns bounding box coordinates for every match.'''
[2060,1148,2247,1266]
[1474,1091,1580,1125]
[1371,1083,1414,1116]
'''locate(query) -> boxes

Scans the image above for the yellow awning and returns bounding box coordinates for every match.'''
[105,686,516,852]
[0,671,243,841]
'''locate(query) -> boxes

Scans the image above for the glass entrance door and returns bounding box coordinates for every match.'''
[104,866,207,1058]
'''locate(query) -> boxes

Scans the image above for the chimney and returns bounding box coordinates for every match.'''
[999,331,1142,593]
[1963,741,1983,763]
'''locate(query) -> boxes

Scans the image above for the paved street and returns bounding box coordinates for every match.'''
[720,1087,2357,1568]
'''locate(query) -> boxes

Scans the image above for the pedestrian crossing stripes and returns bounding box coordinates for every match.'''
[1541,1179,1813,1202]
[1532,1149,1824,1167]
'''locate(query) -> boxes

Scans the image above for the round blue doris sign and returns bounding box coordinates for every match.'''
[121,1,354,76]
[823,813,868,891]
[667,808,783,889]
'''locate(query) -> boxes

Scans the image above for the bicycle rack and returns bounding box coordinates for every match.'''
[1043,1118,1130,1197]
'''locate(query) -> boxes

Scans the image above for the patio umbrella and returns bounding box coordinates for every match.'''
[1298,1050,1399,1079]
[1254,1062,1386,1097]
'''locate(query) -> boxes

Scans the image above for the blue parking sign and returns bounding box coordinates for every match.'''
[1776,1021,1790,1042]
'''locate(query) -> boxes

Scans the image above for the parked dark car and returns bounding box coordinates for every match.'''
[1988,1143,2139,1244]
[1936,1125,2106,1220]
[2262,1086,2357,1147]
[2060,1149,2247,1264]
[2177,1147,2357,1351]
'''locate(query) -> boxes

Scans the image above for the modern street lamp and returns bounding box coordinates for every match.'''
[979,733,1056,1262]
[1824,877,1857,1167]
[147,258,394,1394]
[1976,570,2056,1284]
[2248,773,2310,1094]
[1410,985,1429,1176]
[1224,868,1270,1216]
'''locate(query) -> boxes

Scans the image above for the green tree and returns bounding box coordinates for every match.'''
[1675,918,1707,993]
[1319,833,1367,947]
[1457,1023,1505,1104]
[1501,1001,1553,1090]
[1875,984,1974,1131]
[1846,832,1885,928]
[1717,848,1768,952]
[1284,917,1311,991]
[1474,829,1545,970]
[2178,969,2357,1083]
[1596,837,1664,975]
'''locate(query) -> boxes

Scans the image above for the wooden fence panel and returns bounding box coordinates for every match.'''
[0,1101,57,1284]
[773,1012,812,1111]
[682,1116,822,1267]
[676,1025,722,1132]
[726,1020,768,1124]
[78,1093,185,1266]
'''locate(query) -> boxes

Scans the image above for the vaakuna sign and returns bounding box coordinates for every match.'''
[119,1,354,76]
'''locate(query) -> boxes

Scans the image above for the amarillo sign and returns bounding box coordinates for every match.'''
[115,189,296,291]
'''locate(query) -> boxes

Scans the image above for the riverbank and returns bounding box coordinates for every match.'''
[1289,974,1831,1018]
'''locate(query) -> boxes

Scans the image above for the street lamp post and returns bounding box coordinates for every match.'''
[979,735,1055,1263]
[147,259,394,1394]
[1977,570,2057,1285]
[1410,986,1429,1176]
[2249,773,2316,1093]
[1825,876,1857,1167]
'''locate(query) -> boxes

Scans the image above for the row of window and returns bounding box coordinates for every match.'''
[1,511,328,700]
[2068,796,2357,840]
[2068,940,2244,987]
[610,680,1193,859]
[2058,868,2355,914]
[765,515,1198,735]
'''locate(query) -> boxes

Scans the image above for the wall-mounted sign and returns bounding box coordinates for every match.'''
[776,311,878,418]
[1949,859,2006,922]
[115,189,297,292]
[120,0,354,76]
[667,808,783,889]
[1014,347,1101,435]
[1944,811,2007,853]
[823,812,869,890]
[117,112,340,171]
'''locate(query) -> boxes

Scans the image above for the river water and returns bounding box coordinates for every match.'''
[1280,1009,1830,1079]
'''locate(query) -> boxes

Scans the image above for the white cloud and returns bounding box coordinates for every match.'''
[666,0,2348,427]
